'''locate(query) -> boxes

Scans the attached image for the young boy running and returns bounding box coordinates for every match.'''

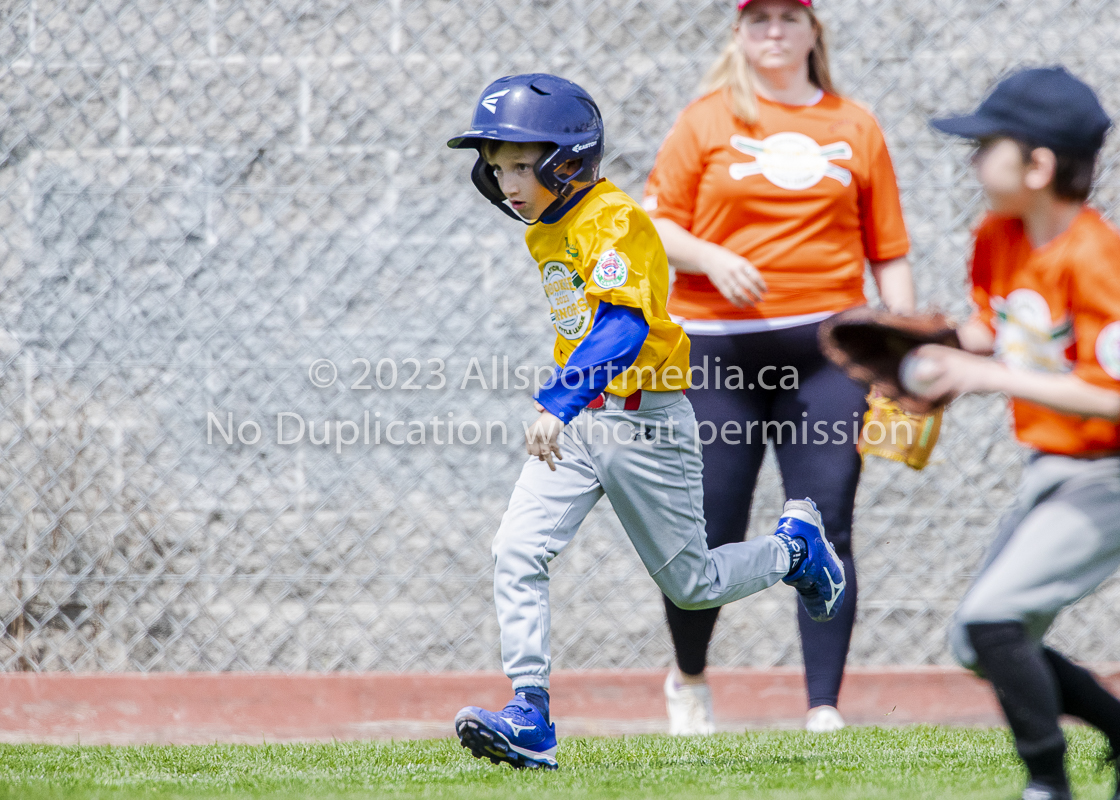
[917,66,1120,800]
[446,73,847,770]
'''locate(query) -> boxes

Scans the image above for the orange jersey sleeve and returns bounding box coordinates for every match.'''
[642,90,910,320]
[858,123,911,263]
[642,109,706,231]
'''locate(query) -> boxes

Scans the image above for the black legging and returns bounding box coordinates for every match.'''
[663,319,866,709]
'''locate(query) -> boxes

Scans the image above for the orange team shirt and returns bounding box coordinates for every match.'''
[643,90,910,320]
[971,208,1120,455]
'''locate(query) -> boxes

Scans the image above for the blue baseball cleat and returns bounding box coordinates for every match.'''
[773,498,846,622]
[454,694,558,770]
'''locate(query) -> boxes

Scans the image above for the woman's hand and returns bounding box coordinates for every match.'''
[651,218,767,307]
[702,245,768,307]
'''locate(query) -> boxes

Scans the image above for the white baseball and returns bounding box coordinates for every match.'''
[899,351,940,396]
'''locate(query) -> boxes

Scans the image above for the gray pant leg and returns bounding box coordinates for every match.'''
[494,395,790,690]
[592,398,789,610]
[951,455,1120,668]
[493,426,603,690]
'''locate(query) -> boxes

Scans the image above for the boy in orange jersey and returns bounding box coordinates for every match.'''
[915,67,1120,800]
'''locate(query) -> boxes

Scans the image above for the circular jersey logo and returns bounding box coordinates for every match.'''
[592,249,628,289]
[541,261,592,340]
[1096,321,1120,380]
[992,288,1073,373]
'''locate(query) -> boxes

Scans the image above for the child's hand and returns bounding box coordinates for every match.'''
[526,409,564,471]
[956,318,996,355]
[907,344,1005,400]
[913,344,1120,421]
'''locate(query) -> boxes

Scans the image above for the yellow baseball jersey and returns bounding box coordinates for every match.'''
[524,179,691,395]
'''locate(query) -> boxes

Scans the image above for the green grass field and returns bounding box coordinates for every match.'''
[0,726,1115,800]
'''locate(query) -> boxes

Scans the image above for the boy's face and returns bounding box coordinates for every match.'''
[486,142,557,222]
[972,137,1053,215]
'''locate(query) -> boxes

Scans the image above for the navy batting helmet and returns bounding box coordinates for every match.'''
[448,74,604,221]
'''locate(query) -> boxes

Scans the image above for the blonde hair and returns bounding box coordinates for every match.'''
[701,6,836,125]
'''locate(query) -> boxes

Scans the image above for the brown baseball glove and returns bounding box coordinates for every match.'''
[819,306,961,414]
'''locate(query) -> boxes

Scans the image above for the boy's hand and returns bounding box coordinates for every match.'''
[911,344,1120,421]
[907,344,1004,400]
[526,409,565,471]
[956,318,996,355]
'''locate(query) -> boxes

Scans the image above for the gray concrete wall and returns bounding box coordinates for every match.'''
[0,0,1116,672]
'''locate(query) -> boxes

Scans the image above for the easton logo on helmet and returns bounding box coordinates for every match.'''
[481,89,510,113]
[572,139,599,153]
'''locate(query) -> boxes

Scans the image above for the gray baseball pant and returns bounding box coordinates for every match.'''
[950,453,1120,669]
[493,391,791,690]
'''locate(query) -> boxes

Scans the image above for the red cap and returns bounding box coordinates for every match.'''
[738,0,812,8]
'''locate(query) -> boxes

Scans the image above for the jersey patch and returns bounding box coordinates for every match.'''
[541,260,592,340]
[991,288,1074,373]
[592,249,628,289]
[729,132,853,190]
[1096,321,1120,380]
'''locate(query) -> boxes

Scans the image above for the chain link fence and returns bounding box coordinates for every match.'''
[0,0,1117,674]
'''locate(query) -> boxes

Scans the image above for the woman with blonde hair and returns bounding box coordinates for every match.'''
[644,0,914,734]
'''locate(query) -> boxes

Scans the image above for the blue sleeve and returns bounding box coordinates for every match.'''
[535,301,650,423]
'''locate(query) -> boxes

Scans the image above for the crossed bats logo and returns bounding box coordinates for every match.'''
[729,132,853,190]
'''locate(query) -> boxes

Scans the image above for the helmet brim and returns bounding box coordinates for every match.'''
[930,114,1007,141]
[447,130,496,149]
[448,126,596,150]
[448,128,561,150]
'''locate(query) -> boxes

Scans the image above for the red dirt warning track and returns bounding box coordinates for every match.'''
[0,666,1117,744]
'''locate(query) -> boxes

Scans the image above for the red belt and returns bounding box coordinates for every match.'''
[586,389,642,411]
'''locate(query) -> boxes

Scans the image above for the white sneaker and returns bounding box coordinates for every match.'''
[664,671,715,735]
[805,705,845,733]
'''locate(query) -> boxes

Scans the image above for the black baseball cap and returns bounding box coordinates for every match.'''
[932,66,1111,155]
